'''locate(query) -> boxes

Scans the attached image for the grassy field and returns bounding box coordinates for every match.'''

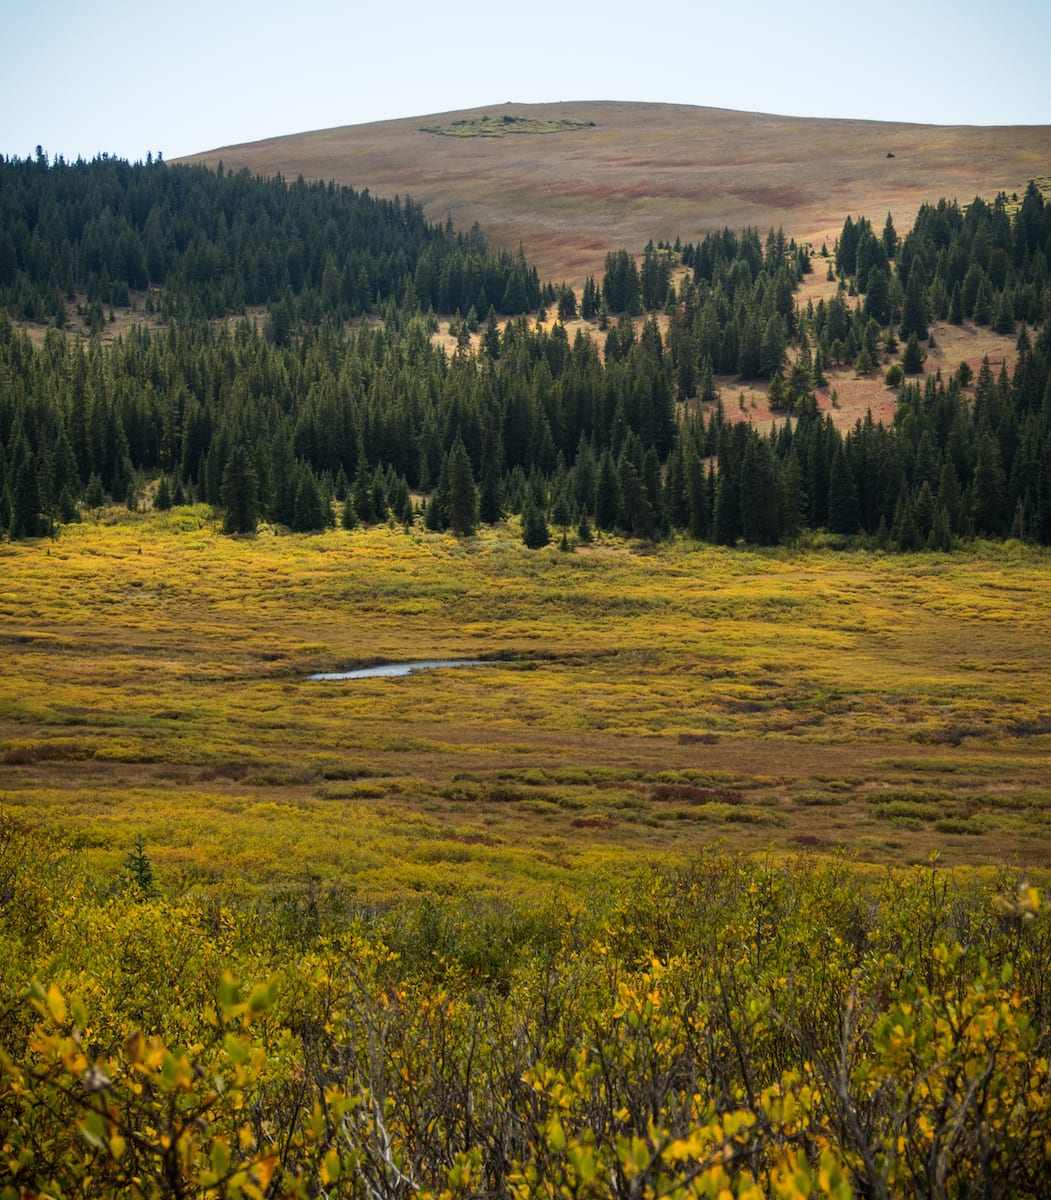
[178,100,1051,289]
[2,509,1049,905]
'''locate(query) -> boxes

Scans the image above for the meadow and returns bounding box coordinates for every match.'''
[182,100,1051,289]
[2,508,1049,907]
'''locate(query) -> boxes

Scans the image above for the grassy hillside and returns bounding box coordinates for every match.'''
[177,100,1051,287]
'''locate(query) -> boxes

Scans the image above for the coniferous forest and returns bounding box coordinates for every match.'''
[2,152,1050,549]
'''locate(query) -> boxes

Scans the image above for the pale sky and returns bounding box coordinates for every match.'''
[5,0,1050,164]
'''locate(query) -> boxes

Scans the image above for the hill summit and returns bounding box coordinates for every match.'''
[178,100,1051,284]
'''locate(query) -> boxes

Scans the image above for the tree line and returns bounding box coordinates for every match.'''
[1,152,1050,548]
[0,150,541,332]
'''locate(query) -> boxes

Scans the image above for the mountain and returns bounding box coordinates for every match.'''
[177,100,1051,286]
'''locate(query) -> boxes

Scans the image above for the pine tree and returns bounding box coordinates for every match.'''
[891,488,922,551]
[899,268,929,341]
[739,437,780,545]
[7,426,42,539]
[685,446,710,540]
[120,834,158,898]
[220,444,258,534]
[902,333,926,375]
[928,504,953,552]
[827,444,860,535]
[154,475,172,510]
[759,315,787,379]
[780,451,806,540]
[520,492,550,548]
[973,276,994,325]
[445,439,478,536]
[291,466,326,532]
[593,449,619,532]
[882,212,898,259]
[992,289,1015,335]
[971,431,1007,535]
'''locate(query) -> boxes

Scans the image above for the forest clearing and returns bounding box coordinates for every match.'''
[2,511,1048,900]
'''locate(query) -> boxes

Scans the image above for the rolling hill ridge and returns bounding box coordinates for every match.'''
[178,100,1051,285]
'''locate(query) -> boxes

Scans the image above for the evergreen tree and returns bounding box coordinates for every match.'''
[352,449,376,525]
[685,446,710,540]
[759,315,787,379]
[291,466,326,532]
[712,475,736,545]
[7,428,42,539]
[902,333,926,375]
[445,438,479,536]
[827,444,860,535]
[739,437,779,545]
[864,267,891,326]
[220,444,258,534]
[520,491,550,548]
[971,430,1008,535]
[120,834,159,899]
[593,449,619,532]
[936,460,964,535]
[973,276,994,325]
[780,451,806,540]
[891,487,922,551]
[899,268,929,340]
[882,212,898,259]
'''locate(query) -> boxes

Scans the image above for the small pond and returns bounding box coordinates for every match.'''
[309,659,491,681]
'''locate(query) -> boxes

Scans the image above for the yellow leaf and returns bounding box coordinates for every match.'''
[46,985,67,1025]
[547,1113,566,1153]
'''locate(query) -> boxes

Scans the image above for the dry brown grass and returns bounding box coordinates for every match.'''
[177,101,1051,290]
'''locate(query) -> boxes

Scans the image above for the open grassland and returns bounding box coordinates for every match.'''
[179,101,1051,289]
[1,511,1049,904]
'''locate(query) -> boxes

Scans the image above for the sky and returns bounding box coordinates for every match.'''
[5,0,1050,164]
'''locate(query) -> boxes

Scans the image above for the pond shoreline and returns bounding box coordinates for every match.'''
[308,659,491,680]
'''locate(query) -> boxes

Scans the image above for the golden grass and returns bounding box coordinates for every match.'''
[2,509,1049,903]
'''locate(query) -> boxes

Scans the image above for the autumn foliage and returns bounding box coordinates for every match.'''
[2,811,1049,1198]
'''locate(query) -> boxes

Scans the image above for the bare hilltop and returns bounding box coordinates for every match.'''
[178,100,1051,286]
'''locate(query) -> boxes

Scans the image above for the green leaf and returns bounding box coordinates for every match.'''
[81,1109,106,1149]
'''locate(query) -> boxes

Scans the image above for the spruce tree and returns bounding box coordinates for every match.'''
[971,431,1007,535]
[520,492,550,548]
[827,444,860,535]
[445,439,479,536]
[593,449,619,532]
[291,467,326,532]
[352,449,376,525]
[899,269,929,340]
[220,444,258,534]
[902,334,926,375]
[120,834,158,899]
